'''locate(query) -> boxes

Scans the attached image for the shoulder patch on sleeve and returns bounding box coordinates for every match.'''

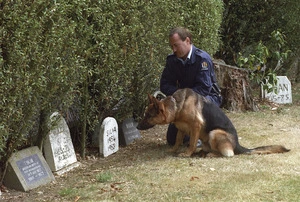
[201,61,208,70]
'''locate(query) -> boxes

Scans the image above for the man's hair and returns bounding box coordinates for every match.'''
[169,27,192,43]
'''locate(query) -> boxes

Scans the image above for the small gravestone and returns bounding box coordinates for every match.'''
[43,112,80,175]
[120,118,141,146]
[99,117,119,157]
[3,146,55,192]
[262,76,292,104]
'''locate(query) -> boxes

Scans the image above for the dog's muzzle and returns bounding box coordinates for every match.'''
[136,121,155,130]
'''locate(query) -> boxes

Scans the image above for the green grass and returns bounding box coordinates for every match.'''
[96,172,113,183]
[58,187,77,197]
[9,83,300,202]
[71,104,299,201]
[57,147,298,201]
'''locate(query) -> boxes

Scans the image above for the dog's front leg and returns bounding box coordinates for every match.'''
[168,130,184,153]
[179,130,199,157]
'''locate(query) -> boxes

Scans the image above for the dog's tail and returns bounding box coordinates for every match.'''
[248,145,290,154]
[235,144,290,155]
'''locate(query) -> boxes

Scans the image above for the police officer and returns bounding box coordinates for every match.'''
[160,27,222,145]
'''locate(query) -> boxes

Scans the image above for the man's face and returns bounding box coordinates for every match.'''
[169,33,191,60]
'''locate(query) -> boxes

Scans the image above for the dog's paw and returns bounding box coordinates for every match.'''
[168,148,177,153]
[197,150,209,158]
[206,152,222,158]
[178,152,192,158]
[168,145,181,153]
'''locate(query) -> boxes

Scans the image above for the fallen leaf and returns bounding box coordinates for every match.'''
[183,196,192,200]
[190,176,199,181]
[100,188,108,193]
[74,196,81,202]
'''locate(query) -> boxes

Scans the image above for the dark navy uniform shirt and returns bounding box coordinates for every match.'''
[160,45,222,106]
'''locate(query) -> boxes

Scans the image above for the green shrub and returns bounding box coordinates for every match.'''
[0,0,223,171]
[237,30,291,92]
[1,0,85,165]
[217,0,300,68]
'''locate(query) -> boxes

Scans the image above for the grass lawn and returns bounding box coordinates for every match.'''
[2,84,300,202]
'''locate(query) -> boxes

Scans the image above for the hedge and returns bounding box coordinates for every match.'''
[0,0,223,169]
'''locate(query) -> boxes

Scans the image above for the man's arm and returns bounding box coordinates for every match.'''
[160,64,178,96]
[191,58,213,96]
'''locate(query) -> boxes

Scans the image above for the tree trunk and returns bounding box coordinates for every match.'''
[35,109,51,150]
[213,60,258,111]
[286,48,300,83]
[80,73,88,159]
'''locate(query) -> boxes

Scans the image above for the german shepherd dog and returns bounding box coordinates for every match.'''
[137,88,290,157]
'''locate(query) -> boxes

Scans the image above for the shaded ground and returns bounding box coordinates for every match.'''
[1,124,169,201]
[1,84,300,201]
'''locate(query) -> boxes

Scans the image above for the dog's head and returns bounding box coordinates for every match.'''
[137,94,170,130]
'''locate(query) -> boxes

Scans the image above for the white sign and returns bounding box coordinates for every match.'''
[263,76,292,104]
[44,112,79,174]
[99,117,119,157]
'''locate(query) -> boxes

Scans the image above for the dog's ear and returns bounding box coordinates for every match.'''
[147,93,157,104]
[153,97,166,114]
[147,94,162,112]
[147,93,153,103]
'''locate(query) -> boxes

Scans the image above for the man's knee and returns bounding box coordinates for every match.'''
[166,124,189,145]
[167,124,177,145]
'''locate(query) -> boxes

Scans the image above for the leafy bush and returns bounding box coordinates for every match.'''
[71,0,223,155]
[0,0,223,170]
[237,30,291,93]
[1,0,85,165]
[217,0,300,69]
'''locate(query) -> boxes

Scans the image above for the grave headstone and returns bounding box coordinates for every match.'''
[43,112,80,175]
[120,118,141,146]
[3,146,55,192]
[262,76,292,104]
[99,117,119,157]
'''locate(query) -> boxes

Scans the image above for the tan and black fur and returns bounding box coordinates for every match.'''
[137,88,290,157]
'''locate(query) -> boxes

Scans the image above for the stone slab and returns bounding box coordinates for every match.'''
[99,117,119,157]
[263,76,292,104]
[3,146,55,192]
[43,112,79,174]
[120,117,141,146]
